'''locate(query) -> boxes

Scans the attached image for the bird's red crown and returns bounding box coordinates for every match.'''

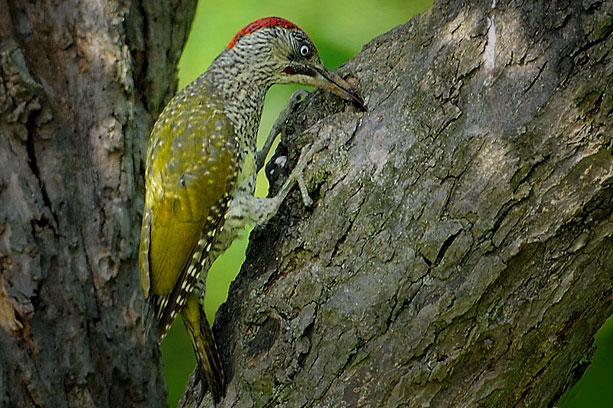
[227,17,299,49]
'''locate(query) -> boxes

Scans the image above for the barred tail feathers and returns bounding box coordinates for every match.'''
[151,255,211,341]
[182,292,225,404]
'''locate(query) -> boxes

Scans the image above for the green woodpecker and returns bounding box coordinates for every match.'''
[138,16,366,403]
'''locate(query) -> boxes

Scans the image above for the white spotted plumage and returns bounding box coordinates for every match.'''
[138,16,365,403]
[152,194,231,340]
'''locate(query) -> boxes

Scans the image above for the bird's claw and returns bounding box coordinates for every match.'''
[287,135,330,208]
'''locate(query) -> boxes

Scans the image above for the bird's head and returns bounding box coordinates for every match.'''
[226,17,367,111]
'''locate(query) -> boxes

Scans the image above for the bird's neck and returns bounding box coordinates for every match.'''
[204,50,272,155]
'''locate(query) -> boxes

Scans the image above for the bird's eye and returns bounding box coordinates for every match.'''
[299,44,310,57]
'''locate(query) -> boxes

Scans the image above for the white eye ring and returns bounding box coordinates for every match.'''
[299,44,310,57]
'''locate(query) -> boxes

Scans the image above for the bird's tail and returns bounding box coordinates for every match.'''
[181,292,225,405]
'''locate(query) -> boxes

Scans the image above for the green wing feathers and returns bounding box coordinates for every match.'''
[139,94,237,336]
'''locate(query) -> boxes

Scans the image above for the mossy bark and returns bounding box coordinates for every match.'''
[0,1,196,406]
[185,0,613,407]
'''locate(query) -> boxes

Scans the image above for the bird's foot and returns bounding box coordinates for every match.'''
[285,136,330,207]
[278,133,331,209]
[252,134,329,226]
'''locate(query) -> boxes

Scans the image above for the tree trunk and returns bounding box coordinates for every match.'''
[0,1,195,406]
[184,0,613,407]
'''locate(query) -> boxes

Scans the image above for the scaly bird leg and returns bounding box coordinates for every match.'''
[251,135,330,225]
[256,89,309,172]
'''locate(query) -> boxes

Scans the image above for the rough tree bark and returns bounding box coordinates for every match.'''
[1,0,611,407]
[181,1,613,407]
[0,1,196,406]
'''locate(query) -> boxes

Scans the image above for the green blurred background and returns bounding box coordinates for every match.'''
[161,1,613,406]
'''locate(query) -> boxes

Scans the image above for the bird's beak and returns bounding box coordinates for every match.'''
[309,65,368,111]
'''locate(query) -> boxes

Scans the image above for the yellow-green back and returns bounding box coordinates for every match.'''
[139,83,238,297]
